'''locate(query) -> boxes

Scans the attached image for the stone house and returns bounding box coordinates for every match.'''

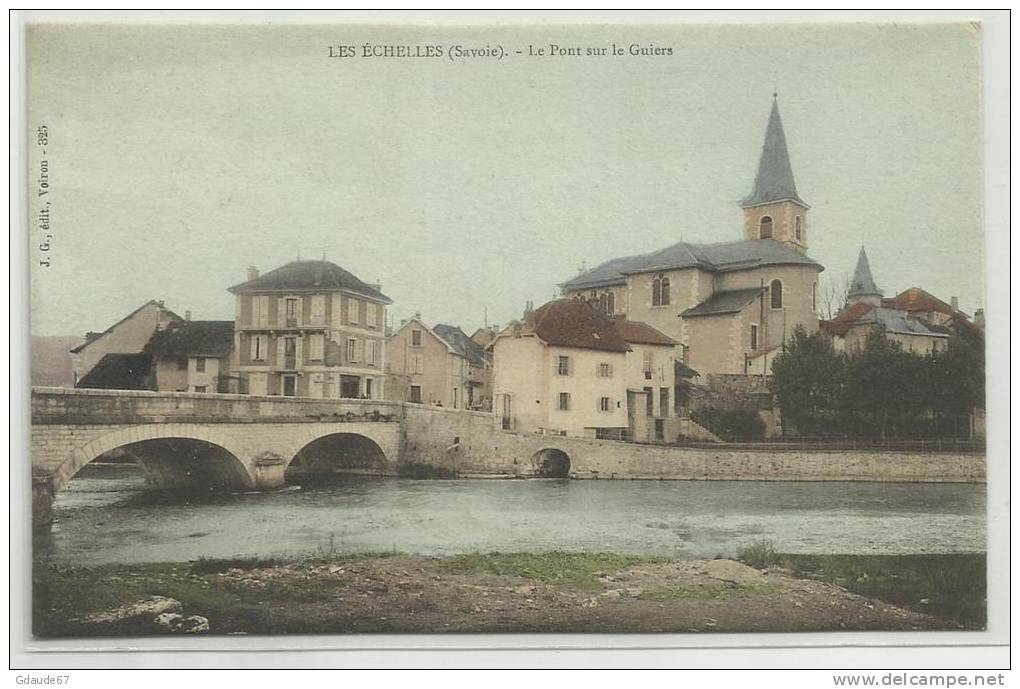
[489,299,678,441]
[70,299,180,385]
[559,98,823,379]
[145,319,236,393]
[228,260,391,399]
[385,317,492,410]
[822,247,965,356]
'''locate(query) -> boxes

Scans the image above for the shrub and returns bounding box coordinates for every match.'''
[737,539,782,570]
[690,406,766,441]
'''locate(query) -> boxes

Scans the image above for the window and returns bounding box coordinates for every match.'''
[452,388,459,409]
[282,375,297,397]
[795,215,803,241]
[309,333,325,361]
[558,392,570,411]
[251,295,269,327]
[365,378,374,399]
[599,396,611,412]
[597,362,613,378]
[366,339,377,365]
[346,337,358,363]
[176,357,188,370]
[659,387,670,418]
[812,282,817,312]
[411,329,423,346]
[250,334,267,361]
[557,355,570,376]
[599,293,608,312]
[348,297,359,324]
[750,324,759,351]
[194,385,207,393]
[409,384,422,403]
[195,358,206,372]
[310,295,326,325]
[607,292,615,314]
[367,303,378,327]
[285,298,299,327]
[643,350,654,379]
[770,279,783,309]
[760,216,773,239]
[652,274,670,306]
[644,387,654,417]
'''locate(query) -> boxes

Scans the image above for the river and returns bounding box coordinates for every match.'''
[34,464,986,565]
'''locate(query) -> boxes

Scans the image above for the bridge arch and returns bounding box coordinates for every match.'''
[285,430,392,484]
[54,423,255,494]
[533,448,572,478]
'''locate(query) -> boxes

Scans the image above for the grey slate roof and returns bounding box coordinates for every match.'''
[433,324,489,367]
[562,239,822,291]
[742,98,807,208]
[857,307,949,338]
[76,353,153,390]
[146,320,235,358]
[848,246,882,298]
[228,260,391,303]
[681,287,765,318]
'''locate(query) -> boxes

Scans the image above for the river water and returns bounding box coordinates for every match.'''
[34,464,986,565]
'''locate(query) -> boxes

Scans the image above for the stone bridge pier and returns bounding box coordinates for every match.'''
[30,388,404,530]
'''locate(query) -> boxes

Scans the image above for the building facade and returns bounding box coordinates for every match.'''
[490,300,678,440]
[146,319,237,393]
[228,261,391,398]
[559,98,824,377]
[70,300,180,385]
[385,318,492,410]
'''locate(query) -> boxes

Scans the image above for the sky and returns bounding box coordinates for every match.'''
[27,21,984,337]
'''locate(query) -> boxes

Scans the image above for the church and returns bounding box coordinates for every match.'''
[560,98,824,378]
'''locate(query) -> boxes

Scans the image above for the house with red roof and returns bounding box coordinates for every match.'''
[489,299,679,441]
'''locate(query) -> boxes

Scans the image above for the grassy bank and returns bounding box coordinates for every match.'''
[33,550,984,637]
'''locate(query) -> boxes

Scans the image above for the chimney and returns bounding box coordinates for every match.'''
[950,296,959,311]
[974,308,985,330]
[185,310,191,321]
[247,266,259,282]
[369,282,382,293]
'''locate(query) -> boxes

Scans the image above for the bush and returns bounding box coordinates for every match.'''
[737,539,781,570]
[690,406,766,441]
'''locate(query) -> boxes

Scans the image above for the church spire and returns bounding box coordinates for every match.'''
[848,246,883,306]
[742,98,807,209]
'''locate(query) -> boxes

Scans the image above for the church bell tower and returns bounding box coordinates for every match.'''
[742,96,809,253]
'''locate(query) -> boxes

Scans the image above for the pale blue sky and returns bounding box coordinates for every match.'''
[28,22,983,336]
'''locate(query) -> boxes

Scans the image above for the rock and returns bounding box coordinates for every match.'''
[701,560,764,585]
[601,589,623,598]
[85,596,182,624]
[155,613,209,633]
[328,565,343,574]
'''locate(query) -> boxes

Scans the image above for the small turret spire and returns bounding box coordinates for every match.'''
[848,246,883,300]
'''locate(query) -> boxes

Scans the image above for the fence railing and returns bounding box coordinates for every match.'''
[672,436,986,454]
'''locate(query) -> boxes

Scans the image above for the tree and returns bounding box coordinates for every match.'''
[770,326,847,435]
[820,272,853,320]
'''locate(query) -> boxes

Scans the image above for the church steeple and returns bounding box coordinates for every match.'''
[847,246,883,307]
[742,97,810,253]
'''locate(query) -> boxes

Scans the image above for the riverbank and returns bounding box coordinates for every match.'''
[33,551,984,636]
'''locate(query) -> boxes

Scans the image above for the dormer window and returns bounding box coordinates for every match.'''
[795,215,803,241]
[759,216,773,239]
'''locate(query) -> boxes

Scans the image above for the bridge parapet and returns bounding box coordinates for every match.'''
[31,387,405,425]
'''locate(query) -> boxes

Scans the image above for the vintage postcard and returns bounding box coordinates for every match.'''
[17,13,1003,662]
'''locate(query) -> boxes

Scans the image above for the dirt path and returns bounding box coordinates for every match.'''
[175,557,957,634]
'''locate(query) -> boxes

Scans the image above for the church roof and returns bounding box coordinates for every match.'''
[681,287,765,318]
[848,246,882,298]
[228,260,391,303]
[742,98,807,209]
[561,239,822,291]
